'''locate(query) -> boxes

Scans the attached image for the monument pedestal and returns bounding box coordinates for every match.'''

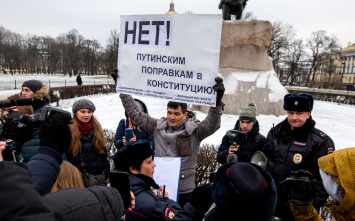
[199,20,287,116]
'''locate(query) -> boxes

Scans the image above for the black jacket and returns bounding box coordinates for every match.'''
[265,117,335,218]
[0,161,54,221]
[67,130,110,179]
[125,174,201,221]
[217,120,267,164]
[0,161,124,221]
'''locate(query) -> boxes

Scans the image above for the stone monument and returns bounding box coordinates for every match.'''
[197,20,287,116]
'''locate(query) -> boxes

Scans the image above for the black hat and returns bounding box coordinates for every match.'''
[209,162,277,221]
[283,93,314,112]
[113,140,153,173]
[22,80,43,93]
[239,103,257,123]
[72,98,96,113]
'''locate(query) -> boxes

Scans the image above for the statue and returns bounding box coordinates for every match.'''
[218,0,248,20]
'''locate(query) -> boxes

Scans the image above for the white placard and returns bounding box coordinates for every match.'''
[117,14,222,106]
[153,157,181,202]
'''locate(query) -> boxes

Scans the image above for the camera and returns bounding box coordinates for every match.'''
[0,98,72,124]
[225,129,247,146]
[28,106,72,124]
[2,139,20,162]
[4,109,23,125]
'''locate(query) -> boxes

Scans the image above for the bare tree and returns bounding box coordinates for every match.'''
[305,30,339,87]
[268,21,296,79]
[104,29,119,74]
[284,39,306,86]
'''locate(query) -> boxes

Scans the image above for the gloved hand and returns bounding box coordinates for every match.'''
[39,113,72,155]
[190,183,214,216]
[284,170,316,205]
[213,77,225,107]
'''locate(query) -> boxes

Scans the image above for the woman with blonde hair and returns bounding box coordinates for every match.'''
[51,161,85,192]
[66,98,109,187]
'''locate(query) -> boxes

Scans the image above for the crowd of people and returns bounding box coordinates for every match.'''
[0,77,354,221]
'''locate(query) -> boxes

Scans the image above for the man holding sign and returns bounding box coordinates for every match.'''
[117,14,224,206]
[120,78,224,206]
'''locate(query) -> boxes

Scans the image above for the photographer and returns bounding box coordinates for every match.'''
[217,103,267,163]
[0,105,34,161]
[285,148,355,221]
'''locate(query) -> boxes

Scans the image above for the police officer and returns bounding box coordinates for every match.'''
[265,92,335,221]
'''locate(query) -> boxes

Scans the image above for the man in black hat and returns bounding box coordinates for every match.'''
[21,79,50,113]
[264,92,335,221]
[20,80,51,163]
[217,103,267,163]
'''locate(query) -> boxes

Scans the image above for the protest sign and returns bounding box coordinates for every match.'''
[117,14,222,106]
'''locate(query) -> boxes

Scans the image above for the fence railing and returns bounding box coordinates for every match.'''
[1,78,115,90]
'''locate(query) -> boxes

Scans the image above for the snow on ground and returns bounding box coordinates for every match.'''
[1,73,354,150]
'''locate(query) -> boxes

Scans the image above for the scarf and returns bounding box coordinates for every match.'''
[133,174,160,190]
[77,119,93,135]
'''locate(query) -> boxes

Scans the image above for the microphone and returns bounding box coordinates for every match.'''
[227,153,238,163]
[0,98,35,108]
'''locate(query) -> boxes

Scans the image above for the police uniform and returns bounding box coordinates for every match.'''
[265,93,335,221]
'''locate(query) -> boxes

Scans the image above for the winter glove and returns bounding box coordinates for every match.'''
[213,77,225,107]
[190,183,214,217]
[283,170,316,205]
[39,113,72,155]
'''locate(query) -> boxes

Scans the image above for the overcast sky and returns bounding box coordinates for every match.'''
[1,0,354,48]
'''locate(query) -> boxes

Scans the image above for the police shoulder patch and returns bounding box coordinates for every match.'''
[165,207,176,220]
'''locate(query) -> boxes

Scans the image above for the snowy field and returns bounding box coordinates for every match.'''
[1,73,354,150]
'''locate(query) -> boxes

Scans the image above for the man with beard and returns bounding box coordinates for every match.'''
[264,92,335,221]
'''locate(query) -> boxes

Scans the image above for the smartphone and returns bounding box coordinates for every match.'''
[110,171,131,208]
[125,128,133,142]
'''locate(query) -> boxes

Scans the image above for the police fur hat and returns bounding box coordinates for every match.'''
[239,103,257,123]
[283,93,314,112]
[113,140,153,173]
[209,162,277,221]
[72,98,96,113]
[22,80,43,93]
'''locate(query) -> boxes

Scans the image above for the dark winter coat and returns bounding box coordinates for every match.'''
[21,128,40,162]
[265,116,335,219]
[32,96,50,114]
[0,161,54,221]
[125,174,201,221]
[76,74,83,85]
[0,161,124,221]
[217,120,267,164]
[66,130,110,180]
[204,162,277,221]
[27,146,63,195]
[43,186,123,221]
[114,119,155,150]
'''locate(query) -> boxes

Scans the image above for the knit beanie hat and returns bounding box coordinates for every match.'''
[239,103,257,123]
[283,93,314,112]
[72,98,96,113]
[113,140,154,173]
[22,80,43,93]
